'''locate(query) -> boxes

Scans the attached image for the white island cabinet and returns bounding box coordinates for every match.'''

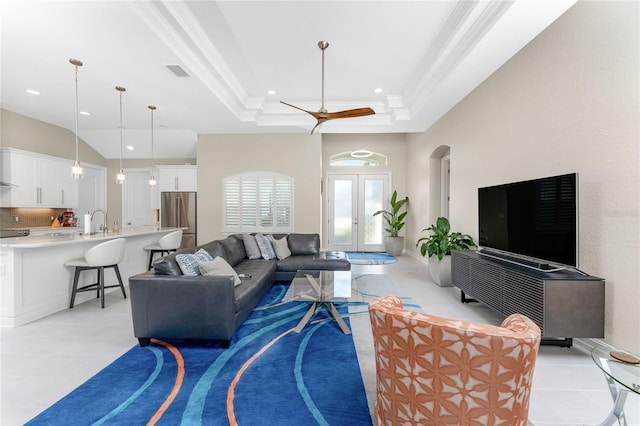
[0,227,181,327]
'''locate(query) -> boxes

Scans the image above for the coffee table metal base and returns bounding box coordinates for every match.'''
[294,302,351,334]
[598,375,631,426]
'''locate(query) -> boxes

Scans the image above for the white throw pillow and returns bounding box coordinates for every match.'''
[242,233,262,260]
[198,257,242,286]
[268,235,291,260]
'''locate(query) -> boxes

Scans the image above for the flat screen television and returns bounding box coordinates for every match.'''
[478,173,577,267]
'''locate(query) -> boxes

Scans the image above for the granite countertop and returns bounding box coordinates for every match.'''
[0,226,182,248]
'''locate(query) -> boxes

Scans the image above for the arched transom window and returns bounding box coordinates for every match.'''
[330,150,387,166]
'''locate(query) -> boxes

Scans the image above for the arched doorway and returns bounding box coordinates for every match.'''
[429,146,451,222]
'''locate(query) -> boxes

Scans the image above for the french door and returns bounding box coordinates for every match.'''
[326,173,390,252]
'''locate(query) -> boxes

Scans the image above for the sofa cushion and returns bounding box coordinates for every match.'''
[268,235,291,260]
[276,251,350,272]
[176,249,214,276]
[255,233,276,260]
[242,234,262,260]
[287,233,320,255]
[219,235,247,267]
[199,241,225,260]
[199,257,241,285]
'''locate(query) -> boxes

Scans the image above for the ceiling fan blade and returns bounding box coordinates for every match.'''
[280,101,312,115]
[323,107,375,120]
[282,102,376,134]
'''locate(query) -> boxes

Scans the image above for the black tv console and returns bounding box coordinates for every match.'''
[451,250,605,347]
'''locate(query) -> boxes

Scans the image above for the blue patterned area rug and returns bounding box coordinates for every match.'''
[347,252,398,265]
[26,284,372,426]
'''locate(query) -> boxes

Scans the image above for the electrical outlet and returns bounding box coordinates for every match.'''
[15,216,19,222]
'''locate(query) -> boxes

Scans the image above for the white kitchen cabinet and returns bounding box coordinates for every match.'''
[0,148,78,208]
[157,166,197,192]
[58,161,79,207]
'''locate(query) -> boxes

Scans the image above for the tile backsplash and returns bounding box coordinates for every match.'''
[0,208,71,229]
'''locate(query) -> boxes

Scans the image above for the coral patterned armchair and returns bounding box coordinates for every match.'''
[368,295,541,426]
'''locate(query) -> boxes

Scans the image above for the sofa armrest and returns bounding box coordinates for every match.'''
[129,273,237,341]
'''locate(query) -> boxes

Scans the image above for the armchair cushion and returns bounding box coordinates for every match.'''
[369,294,541,426]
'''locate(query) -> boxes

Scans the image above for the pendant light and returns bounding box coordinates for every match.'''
[116,86,127,184]
[69,58,83,178]
[148,105,157,187]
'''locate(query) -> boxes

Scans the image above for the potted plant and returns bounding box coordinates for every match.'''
[416,216,476,286]
[373,190,409,256]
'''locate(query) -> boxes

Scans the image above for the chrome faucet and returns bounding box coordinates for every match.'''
[90,209,108,234]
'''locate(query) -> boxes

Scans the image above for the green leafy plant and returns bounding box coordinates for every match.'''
[373,190,409,238]
[416,216,476,260]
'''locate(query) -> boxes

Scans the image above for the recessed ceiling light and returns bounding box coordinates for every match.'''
[26,89,40,95]
[80,111,90,116]
[374,88,383,94]
[267,89,276,95]
[126,145,134,151]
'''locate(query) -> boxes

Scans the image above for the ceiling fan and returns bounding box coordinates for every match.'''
[281,41,375,134]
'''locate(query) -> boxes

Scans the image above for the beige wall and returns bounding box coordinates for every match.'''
[406,1,640,351]
[1,109,105,166]
[196,134,322,242]
[322,133,408,246]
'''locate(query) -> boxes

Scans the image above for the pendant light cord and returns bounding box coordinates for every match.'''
[74,63,80,162]
[119,89,123,171]
[149,105,156,168]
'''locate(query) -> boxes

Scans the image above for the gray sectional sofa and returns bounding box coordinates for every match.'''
[128,233,349,348]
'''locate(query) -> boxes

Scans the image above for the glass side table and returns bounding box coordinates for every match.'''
[591,346,640,426]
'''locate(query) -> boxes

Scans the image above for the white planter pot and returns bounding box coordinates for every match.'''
[383,236,404,256]
[428,255,452,287]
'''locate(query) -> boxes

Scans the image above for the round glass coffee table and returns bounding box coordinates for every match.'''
[591,346,640,426]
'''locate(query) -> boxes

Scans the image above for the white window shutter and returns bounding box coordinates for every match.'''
[223,172,293,233]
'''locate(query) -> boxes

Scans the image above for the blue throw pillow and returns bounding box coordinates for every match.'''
[176,248,214,276]
[255,233,276,260]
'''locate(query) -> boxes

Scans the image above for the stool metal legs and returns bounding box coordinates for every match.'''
[70,264,127,308]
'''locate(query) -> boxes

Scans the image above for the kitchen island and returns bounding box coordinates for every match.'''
[0,227,182,327]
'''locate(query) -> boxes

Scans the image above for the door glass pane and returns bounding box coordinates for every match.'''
[363,179,383,245]
[333,179,353,244]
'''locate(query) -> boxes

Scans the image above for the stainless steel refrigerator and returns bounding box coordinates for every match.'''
[161,192,197,248]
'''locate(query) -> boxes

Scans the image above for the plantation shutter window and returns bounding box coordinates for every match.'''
[223,172,294,233]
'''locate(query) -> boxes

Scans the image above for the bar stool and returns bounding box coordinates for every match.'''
[65,238,127,309]
[143,230,183,270]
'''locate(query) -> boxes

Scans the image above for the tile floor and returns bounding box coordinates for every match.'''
[1,255,639,425]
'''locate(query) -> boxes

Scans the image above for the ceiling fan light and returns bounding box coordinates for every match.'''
[351,149,373,158]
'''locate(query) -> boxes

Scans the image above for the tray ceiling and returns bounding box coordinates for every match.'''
[1,0,576,159]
